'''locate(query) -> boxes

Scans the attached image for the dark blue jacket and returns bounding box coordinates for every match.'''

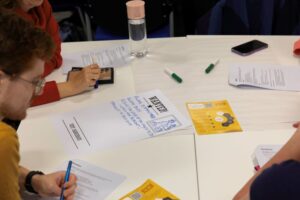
[196,0,300,35]
[250,160,300,200]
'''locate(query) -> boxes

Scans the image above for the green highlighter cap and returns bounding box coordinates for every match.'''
[171,73,183,83]
[205,59,220,74]
[164,68,183,83]
[205,64,214,74]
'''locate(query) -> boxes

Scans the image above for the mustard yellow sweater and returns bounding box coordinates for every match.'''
[0,121,20,200]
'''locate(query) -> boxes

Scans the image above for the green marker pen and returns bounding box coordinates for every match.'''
[205,59,220,74]
[164,68,183,83]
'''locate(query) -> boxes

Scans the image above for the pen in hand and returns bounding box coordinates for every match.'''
[60,160,73,200]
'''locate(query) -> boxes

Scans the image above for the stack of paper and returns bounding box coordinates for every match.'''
[62,44,130,74]
[229,64,300,91]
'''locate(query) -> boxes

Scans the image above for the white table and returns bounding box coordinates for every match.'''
[19,38,199,200]
[196,129,294,200]
[18,36,300,199]
[19,130,199,199]
[131,36,300,131]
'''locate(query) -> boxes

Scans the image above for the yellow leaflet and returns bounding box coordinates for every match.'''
[186,100,242,135]
[119,179,179,200]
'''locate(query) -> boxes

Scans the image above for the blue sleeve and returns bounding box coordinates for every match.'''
[250,160,300,200]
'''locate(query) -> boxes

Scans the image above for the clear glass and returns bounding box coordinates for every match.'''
[128,18,148,58]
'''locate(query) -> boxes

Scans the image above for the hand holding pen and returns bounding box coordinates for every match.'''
[29,161,77,200]
[66,64,101,95]
[60,161,74,200]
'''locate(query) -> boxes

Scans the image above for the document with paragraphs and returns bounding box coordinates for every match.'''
[22,159,125,200]
[62,44,130,74]
[229,64,300,91]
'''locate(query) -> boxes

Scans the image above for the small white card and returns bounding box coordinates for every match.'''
[252,145,282,167]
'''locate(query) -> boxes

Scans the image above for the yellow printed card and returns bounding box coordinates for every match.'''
[119,179,179,200]
[186,100,242,135]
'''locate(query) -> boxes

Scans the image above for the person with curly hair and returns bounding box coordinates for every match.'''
[0,9,77,200]
[0,0,103,106]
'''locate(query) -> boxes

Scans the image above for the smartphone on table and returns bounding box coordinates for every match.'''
[231,40,268,56]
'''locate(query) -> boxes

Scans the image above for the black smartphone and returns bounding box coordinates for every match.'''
[231,40,268,56]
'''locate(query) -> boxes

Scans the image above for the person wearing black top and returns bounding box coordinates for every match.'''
[234,121,300,200]
[250,160,300,200]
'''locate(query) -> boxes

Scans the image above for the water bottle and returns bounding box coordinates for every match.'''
[126,0,148,58]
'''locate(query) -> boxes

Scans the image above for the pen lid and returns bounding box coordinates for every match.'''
[126,0,145,20]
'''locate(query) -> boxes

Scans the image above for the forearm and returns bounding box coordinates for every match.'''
[19,166,30,192]
[19,166,44,195]
[239,194,250,200]
[234,129,300,200]
[57,82,81,98]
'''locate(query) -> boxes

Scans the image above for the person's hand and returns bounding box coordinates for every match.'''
[293,121,300,128]
[67,64,101,94]
[32,171,77,200]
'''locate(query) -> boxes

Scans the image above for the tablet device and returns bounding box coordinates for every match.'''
[67,67,114,85]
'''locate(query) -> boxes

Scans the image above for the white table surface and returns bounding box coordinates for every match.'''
[18,36,300,200]
[19,131,199,199]
[196,129,294,200]
[131,36,300,131]
[19,38,198,200]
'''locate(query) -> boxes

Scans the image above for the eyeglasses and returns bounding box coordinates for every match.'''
[2,69,46,96]
[16,76,46,96]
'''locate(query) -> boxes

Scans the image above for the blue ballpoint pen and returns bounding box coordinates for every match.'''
[60,161,73,200]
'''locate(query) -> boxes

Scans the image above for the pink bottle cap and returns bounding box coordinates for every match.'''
[126,0,145,20]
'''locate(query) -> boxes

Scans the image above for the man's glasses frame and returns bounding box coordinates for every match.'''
[16,76,45,95]
[4,71,45,96]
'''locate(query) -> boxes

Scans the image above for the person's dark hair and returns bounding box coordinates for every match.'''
[0,0,18,9]
[0,9,55,75]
